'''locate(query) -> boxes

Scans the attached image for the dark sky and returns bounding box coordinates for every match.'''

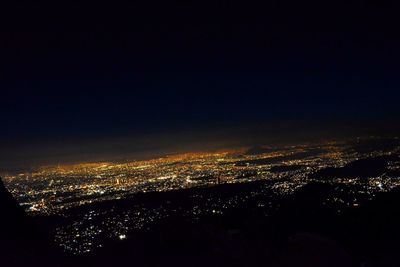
[1,1,400,171]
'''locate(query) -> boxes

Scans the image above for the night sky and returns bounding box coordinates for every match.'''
[1,1,400,171]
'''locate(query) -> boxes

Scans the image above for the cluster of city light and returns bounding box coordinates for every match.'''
[3,139,400,254]
[4,142,400,217]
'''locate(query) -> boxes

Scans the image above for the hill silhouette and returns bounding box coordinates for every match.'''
[311,154,399,180]
[0,178,72,267]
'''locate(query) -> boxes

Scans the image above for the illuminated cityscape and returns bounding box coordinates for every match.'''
[3,137,400,254]
[2,1,400,266]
